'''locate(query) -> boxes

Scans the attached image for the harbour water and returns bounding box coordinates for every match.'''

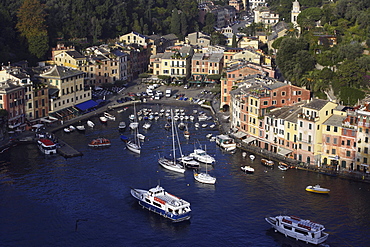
[1,103,370,247]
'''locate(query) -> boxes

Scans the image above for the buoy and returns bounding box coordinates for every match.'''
[187,184,190,186]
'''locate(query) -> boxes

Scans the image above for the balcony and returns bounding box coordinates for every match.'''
[298,113,317,122]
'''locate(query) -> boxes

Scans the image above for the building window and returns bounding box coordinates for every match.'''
[332,149,336,155]
[334,126,338,132]
[346,151,351,157]
[326,126,330,131]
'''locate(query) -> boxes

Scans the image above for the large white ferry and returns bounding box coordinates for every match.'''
[265,215,329,245]
[37,138,57,154]
[131,185,191,222]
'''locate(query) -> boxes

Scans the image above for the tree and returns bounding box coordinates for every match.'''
[285,23,299,38]
[276,37,315,83]
[170,9,180,37]
[231,34,237,48]
[332,60,367,95]
[16,0,49,58]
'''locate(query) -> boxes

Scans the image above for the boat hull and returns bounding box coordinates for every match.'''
[158,157,185,173]
[265,216,329,245]
[126,141,141,154]
[194,173,216,184]
[306,186,330,194]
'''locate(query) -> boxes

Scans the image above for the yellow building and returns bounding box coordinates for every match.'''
[297,99,337,166]
[54,50,87,69]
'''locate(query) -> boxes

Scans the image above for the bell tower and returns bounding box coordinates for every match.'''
[291,0,301,27]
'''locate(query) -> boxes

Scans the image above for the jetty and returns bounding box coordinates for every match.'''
[56,138,83,158]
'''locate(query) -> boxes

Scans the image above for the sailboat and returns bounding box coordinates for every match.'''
[175,121,199,169]
[158,109,186,173]
[126,103,141,154]
[194,160,216,184]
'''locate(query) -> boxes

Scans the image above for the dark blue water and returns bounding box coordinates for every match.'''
[1,103,370,247]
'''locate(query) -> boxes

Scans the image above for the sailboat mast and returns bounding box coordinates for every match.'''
[171,109,176,163]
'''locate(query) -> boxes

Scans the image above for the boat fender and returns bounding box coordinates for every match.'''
[237,143,241,148]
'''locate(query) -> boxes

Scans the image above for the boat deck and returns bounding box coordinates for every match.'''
[285,216,324,232]
[156,193,188,207]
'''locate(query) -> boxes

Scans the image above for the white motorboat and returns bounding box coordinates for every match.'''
[265,215,329,245]
[100,116,108,123]
[250,154,255,161]
[194,162,216,184]
[63,125,75,133]
[194,123,200,128]
[137,133,145,141]
[142,122,151,130]
[206,133,212,139]
[278,162,289,171]
[129,122,139,130]
[198,115,207,121]
[87,120,95,128]
[178,155,200,169]
[76,125,85,131]
[158,110,185,173]
[215,135,237,152]
[37,139,57,154]
[118,121,126,130]
[104,112,116,121]
[241,166,254,174]
[189,147,215,164]
[201,123,208,128]
[131,185,191,222]
[305,185,330,194]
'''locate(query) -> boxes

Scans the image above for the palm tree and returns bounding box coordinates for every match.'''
[285,23,299,38]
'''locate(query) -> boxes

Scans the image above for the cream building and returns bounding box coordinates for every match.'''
[39,66,91,113]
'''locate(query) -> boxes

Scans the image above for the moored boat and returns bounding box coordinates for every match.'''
[241,166,254,174]
[87,120,95,128]
[88,138,111,147]
[129,122,139,130]
[178,155,200,169]
[193,161,216,184]
[305,185,330,194]
[131,185,191,222]
[118,121,126,131]
[261,158,274,167]
[142,122,151,130]
[37,138,57,154]
[250,154,255,161]
[278,162,289,171]
[215,134,237,152]
[194,171,216,184]
[189,147,215,164]
[104,112,116,121]
[76,125,85,131]
[265,215,329,245]
[99,116,108,123]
